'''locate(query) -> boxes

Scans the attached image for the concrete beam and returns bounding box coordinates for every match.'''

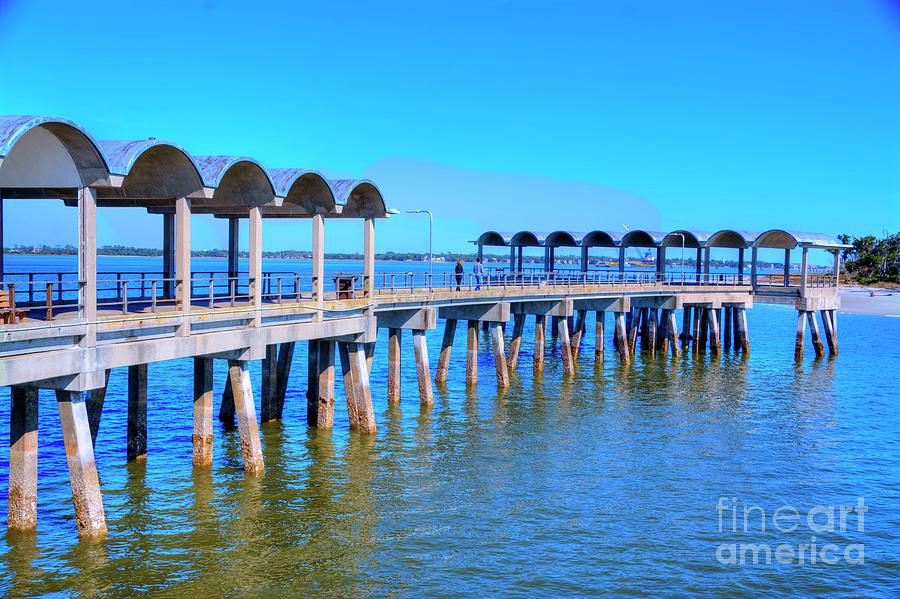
[376,308,437,331]
[439,302,510,322]
[510,299,573,317]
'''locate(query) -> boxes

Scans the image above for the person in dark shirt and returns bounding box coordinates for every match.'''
[454,260,464,291]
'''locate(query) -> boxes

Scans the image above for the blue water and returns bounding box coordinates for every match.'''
[0,257,897,596]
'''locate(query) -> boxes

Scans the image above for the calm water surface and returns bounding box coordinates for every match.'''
[0,258,898,596]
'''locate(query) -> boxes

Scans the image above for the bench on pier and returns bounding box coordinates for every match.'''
[0,288,27,324]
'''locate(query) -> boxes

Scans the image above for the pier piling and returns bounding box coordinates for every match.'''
[507,314,525,371]
[572,309,587,360]
[413,330,434,405]
[348,343,376,433]
[307,340,321,426]
[338,342,359,428]
[435,319,456,384]
[466,320,479,385]
[55,391,106,536]
[595,311,605,363]
[490,322,510,387]
[723,307,733,350]
[806,311,825,358]
[274,342,295,420]
[388,328,402,404]
[795,311,806,360]
[708,309,721,355]
[228,360,265,475]
[558,317,575,376]
[219,372,236,429]
[8,386,38,531]
[85,370,109,448]
[315,340,336,428]
[667,310,680,357]
[127,364,148,461]
[534,315,546,371]
[821,310,838,355]
[261,345,278,423]
[192,358,214,467]
[614,312,630,365]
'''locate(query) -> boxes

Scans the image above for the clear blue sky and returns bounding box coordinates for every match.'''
[1,0,898,265]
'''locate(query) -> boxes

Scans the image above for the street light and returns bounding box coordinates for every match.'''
[406,209,433,288]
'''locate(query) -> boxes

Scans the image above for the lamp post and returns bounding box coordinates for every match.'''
[407,209,433,288]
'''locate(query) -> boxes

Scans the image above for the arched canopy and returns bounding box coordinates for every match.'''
[753,229,848,250]
[545,230,582,247]
[662,230,710,249]
[0,115,109,190]
[194,156,278,212]
[621,230,665,248]
[475,231,511,246]
[268,168,335,215]
[707,229,756,249]
[580,230,623,247]
[509,231,548,247]
[97,139,205,204]
[330,179,388,218]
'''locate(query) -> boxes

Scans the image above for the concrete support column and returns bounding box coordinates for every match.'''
[571,309,587,359]
[800,246,809,297]
[510,246,516,272]
[228,360,265,474]
[533,315,546,371]
[227,217,239,280]
[466,320,479,385]
[647,309,658,355]
[517,246,523,271]
[312,214,325,314]
[163,211,175,298]
[307,340,320,426]
[347,342,376,433]
[193,357,214,467]
[175,198,192,336]
[691,307,701,354]
[248,206,263,327]
[703,248,711,280]
[681,306,691,350]
[723,307,733,350]
[477,244,483,262]
[507,313,525,370]
[707,308,721,354]
[614,312,630,365]
[658,309,669,354]
[695,247,703,277]
[337,342,357,427]
[315,340,336,428]
[127,364,148,461]
[558,316,575,376]
[580,246,589,273]
[412,330,434,405]
[618,246,626,274]
[794,311,807,360]
[627,309,639,356]
[595,311,605,362]
[738,308,750,353]
[274,342,294,420]
[822,310,838,355]
[549,247,556,272]
[387,328,402,403]
[667,310,680,357]
[751,247,758,287]
[435,319,457,383]
[656,247,666,277]
[490,322,510,387]
[55,391,106,536]
[737,248,745,284]
[261,344,278,422]
[698,308,709,351]
[806,311,825,357]
[85,371,109,447]
[219,372,235,428]
[833,252,841,287]
[8,386,38,531]
[79,186,98,348]
[363,218,376,300]
[783,248,791,287]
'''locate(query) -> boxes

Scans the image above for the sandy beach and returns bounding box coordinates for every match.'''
[840,286,900,317]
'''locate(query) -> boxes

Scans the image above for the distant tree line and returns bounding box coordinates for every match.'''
[838,232,900,284]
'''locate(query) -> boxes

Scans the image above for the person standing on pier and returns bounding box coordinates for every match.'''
[474,259,484,291]
[455,260,464,291]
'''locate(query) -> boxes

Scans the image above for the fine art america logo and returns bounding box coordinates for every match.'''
[715,497,866,566]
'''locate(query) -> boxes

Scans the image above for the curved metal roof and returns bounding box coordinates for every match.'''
[475,231,512,246]
[510,231,549,246]
[194,155,275,191]
[545,230,583,247]
[328,179,387,217]
[621,230,666,247]
[269,168,335,214]
[581,230,624,247]
[99,139,202,178]
[707,229,756,249]
[662,229,711,249]
[753,229,848,250]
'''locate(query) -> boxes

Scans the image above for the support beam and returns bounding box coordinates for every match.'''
[412,330,434,405]
[807,310,825,358]
[338,342,358,428]
[822,310,838,355]
[8,386,38,531]
[695,247,703,276]
[175,197,191,335]
[387,327,402,403]
[79,187,98,348]
[466,320,479,385]
[435,319,456,383]
[794,311,807,360]
[691,306,701,354]
[260,344,278,422]
[363,218,375,300]
[738,308,750,353]
[723,306,733,351]
[163,211,175,298]
[193,357,214,467]
[56,391,106,536]
[647,309,658,356]
[348,343,376,433]
[84,370,110,448]
[627,309,639,356]
[698,308,709,351]
[490,322,510,387]
[227,217,239,280]
[507,313,525,370]
[800,246,809,297]
[751,247,758,287]
[681,306,691,350]
[316,340,336,428]
[248,206,263,327]
[618,246,626,274]
[571,309,587,360]
[783,248,791,287]
[228,360,265,474]
[558,316,575,376]
[127,364,148,461]
[614,312,630,365]
[534,314,546,371]
[312,214,325,314]
[708,308,721,354]
[307,340,320,426]
[737,248,745,285]
[595,311,605,362]
[274,342,294,420]
[667,310,680,357]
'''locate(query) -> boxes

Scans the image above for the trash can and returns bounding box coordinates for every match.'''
[334,275,357,300]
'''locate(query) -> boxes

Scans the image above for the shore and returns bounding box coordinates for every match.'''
[840,285,900,317]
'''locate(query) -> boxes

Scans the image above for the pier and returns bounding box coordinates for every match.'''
[0,116,848,537]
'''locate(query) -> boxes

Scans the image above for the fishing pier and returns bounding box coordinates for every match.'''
[0,116,847,537]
